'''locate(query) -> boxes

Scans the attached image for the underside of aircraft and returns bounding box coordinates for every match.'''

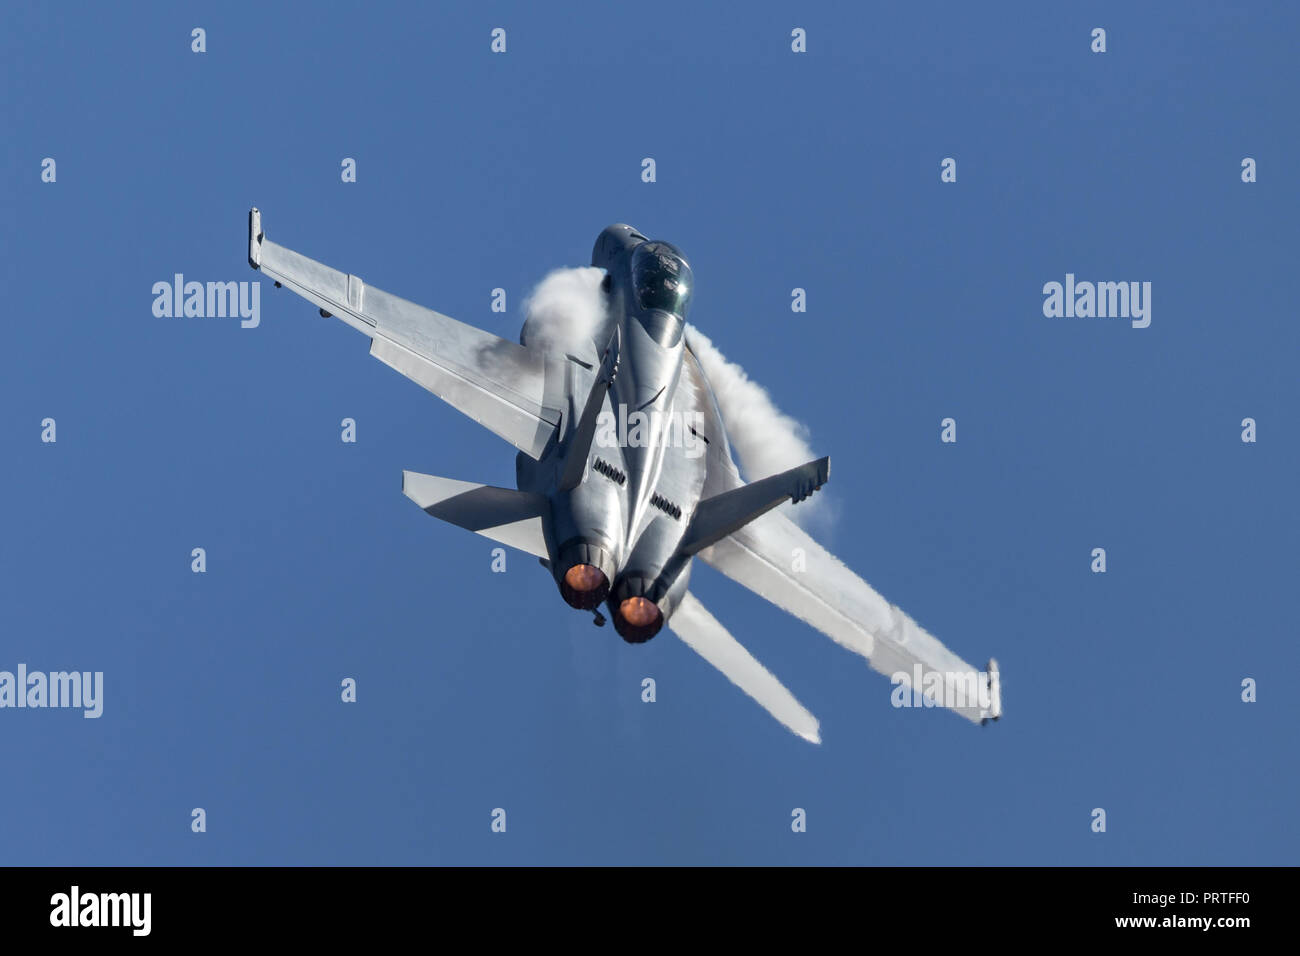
[247,209,1002,742]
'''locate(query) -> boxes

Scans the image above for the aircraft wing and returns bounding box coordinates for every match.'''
[247,208,562,459]
[695,493,1000,725]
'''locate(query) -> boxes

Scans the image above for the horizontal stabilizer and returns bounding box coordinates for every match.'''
[402,471,549,557]
[679,457,829,556]
[669,592,820,743]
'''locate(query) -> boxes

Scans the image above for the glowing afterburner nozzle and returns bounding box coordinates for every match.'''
[614,596,664,643]
[560,563,610,609]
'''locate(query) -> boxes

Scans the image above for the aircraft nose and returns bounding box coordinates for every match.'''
[592,224,647,269]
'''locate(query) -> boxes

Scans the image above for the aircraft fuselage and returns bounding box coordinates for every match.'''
[517,224,715,641]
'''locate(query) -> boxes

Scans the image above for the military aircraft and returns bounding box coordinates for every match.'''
[246,210,1001,742]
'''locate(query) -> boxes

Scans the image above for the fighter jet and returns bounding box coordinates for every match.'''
[246,210,1001,742]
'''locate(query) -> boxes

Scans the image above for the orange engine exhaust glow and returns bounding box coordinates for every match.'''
[619,597,660,627]
[614,596,664,642]
[560,563,610,610]
[565,564,605,593]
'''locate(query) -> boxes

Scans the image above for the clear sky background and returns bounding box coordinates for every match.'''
[2,1,1296,865]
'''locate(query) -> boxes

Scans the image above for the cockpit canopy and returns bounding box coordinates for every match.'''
[631,241,693,319]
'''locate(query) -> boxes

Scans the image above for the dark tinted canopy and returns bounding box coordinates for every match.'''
[631,242,693,318]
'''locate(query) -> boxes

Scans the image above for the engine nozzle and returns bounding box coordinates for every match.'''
[555,540,616,610]
[561,563,610,609]
[613,596,664,643]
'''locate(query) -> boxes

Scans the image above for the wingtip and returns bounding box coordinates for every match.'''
[248,207,264,270]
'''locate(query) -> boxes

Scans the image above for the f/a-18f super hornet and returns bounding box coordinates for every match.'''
[246,210,1001,742]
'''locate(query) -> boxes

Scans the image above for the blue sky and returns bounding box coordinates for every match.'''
[2,0,1296,865]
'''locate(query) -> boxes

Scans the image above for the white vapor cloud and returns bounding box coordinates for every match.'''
[685,325,836,537]
[521,266,608,355]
